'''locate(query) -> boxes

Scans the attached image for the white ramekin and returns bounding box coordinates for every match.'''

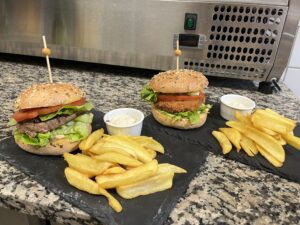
[103,108,144,136]
[220,94,256,121]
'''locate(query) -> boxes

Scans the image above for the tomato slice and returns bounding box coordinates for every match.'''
[12,98,86,122]
[12,110,39,123]
[37,98,86,116]
[157,93,205,102]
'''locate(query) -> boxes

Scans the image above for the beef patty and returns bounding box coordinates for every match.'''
[17,113,78,137]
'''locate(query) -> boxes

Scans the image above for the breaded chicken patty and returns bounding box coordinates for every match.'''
[155,100,201,113]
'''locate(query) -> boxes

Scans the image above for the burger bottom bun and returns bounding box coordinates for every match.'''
[16,139,79,155]
[15,125,92,155]
[152,107,207,129]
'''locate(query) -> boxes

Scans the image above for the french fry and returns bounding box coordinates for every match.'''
[265,108,297,125]
[105,135,152,163]
[256,127,278,136]
[227,121,285,162]
[63,153,112,177]
[93,152,143,167]
[65,167,102,194]
[212,131,232,154]
[282,133,300,150]
[235,111,252,125]
[264,108,283,116]
[219,127,241,151]
[226,121,246,133]
[81,150,96,157]
[79,138,87,151]
[255,109,296,132]
[131,136,165,153]
[273,134,287,146]
[249,113,278,136]
[91,141,137,159]
[103,166,126,175]
[98,186,122,213]
[64,167,122,212]
[84,128,104,150]
[144,148,157,159]
[240,136,257,156]
[96,160,158,189]
[256,144,283,167]
[125,166,135,170]
[219,108,299,168]
[116,171,174,199]
[158,163,187,174]
[243,126,285,163]
[64,129,190,212]
[251,113,287,134]
[81,150,89,155]
[96,137,107,143]
[89,143,133,158]
[65,128,190,212]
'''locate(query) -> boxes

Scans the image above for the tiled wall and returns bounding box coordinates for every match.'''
[283,22,300,99]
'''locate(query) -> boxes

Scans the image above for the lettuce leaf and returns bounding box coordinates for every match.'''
[158,104,212,124]
[14,113,94,147]
[51,114,93,142]
[141,85,157,103]
[14,131,51,146]
[39,102,94,121]
[7,118,17,126]
[74,113,94,123]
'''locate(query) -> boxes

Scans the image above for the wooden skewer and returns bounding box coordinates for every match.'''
[42,35,53,83]
[175,40,182,71]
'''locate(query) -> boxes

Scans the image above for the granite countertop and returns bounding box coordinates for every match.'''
[0,54,299,225]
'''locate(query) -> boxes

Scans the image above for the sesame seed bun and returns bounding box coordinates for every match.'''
[149,69,208,94]
[152,106,208,129]
[15,83,85,110]
[15,138,80,155]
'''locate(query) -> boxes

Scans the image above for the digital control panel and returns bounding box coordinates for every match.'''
[173,34,206,49]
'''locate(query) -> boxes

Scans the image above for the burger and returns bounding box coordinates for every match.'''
[8,83,94,155]
[141,69,211,129]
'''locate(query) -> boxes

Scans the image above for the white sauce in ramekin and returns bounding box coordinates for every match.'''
[109,114,137,126]
[227,101,248,109]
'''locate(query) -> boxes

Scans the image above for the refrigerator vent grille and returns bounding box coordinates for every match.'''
[183,4,287,80]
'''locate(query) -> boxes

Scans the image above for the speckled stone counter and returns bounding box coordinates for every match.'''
[0,54,299,225]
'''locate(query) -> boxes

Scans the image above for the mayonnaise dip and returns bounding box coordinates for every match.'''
[227,101,248,109]
[109,114,137,126]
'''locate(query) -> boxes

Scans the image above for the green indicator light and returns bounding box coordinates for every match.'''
[184,13,197,30]
[186,18,194,28]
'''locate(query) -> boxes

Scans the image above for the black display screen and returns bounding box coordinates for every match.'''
[178,34,199,47]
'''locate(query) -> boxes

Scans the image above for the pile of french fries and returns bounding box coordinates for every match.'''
[212,108,300,167]
[63,128,186,212]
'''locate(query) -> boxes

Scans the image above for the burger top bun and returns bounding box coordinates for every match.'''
[15,83,85,110]
[149,69,208,94]
[152,107,207,129]
[15,124,92,155]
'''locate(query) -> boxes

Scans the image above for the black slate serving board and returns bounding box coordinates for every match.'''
[143,103,300,183]
[0,110,208,225]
